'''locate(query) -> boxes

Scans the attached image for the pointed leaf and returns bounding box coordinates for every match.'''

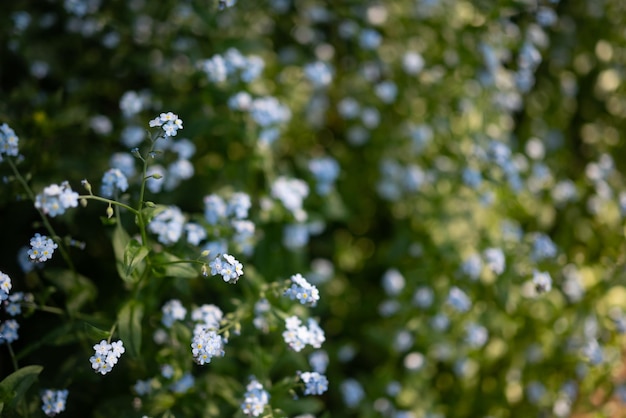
[117,300,144,358]
[152,251,199,279]
[0,365,43,410]
[123,239,150,279]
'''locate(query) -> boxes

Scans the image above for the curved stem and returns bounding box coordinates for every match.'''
[78,195,139,215]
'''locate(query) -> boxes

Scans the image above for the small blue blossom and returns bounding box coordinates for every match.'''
[381,269,405,296]
[170,372,195,393]
[191,327,225,365]
[202,240,228,259]
[228,192,252,219]
[412,286,434,308]
[184,222,207,246]
[461,254,482,280]
[526,381,546,404]
[149,112,183,137]
[191,304,223,330]
[133,379,153,396]
[430,313,450,332]
[304,61,334,88]
[249,96,291,128]
[161,299,187,328]
[109,153,136,178]
[28,233,58,263]
[35,182,79,217]
[0,123,20,159]
[228,92,253,110]
[531,233,557,261]
[241,377,270,417]
[337,97,361,119]
[581,339,603,365]
[447,286,471,313]
[309,350,329,373]
[204,194,227,225]
[271,176,309,218]
[282,316,325,352]
[161,364,174,379]
[359,28,382,50]
[89,339,124,375]
[283,223,310,250]
[464,323,488,348]
[148,206,186,245]
[483,247,505,275]
[309,157,340,195]
[402,51,425,75]
[165,159,194,190]
[209,253,244,284]
[340,379,365,408]
[0,319,20,344]
[374,81,398,103]
[170,138,196,160]
[100,168,129,198]
[240,55,265,82]
[119,91,149,118]
[232,220,255,255]
[299,371,329,395]
[284,273,320,306]
[41,389,68,417]
[0,272,11,301]
[121,125,145,147]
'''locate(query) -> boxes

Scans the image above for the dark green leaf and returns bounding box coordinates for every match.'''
[0,365,43,410]
[117,300,144,358]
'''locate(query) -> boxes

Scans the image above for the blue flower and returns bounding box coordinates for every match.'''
[309,157,340,196]
[184,222,207,246]
[359,28,382,50]
[284,273,320,306]
[170,372,195,393]
[0,123,19,159]
[461,254,482,280]
[228,192,252,219]
[304,61,334,88]
[531,233,557,261]
[209,254,244,284]
[0,272,11,301]
[0,319,20,344]
[89,339,125,375]
[381,268,406,296]
[149,112,183,137]
[282,316,325,352]
[191,304,223,330]
[133,379,153,396]
[241,377,270,416]
[271,176,309,217]
[299,371,328,395]
[34,182,79,217]
[447,287,471,313]
[309,350,329,374]
[100,168,129,197]
[161,299,187,328]
[191,327,225,365]
[340,379,365,408]
[204,194,227,225]
[41,389,68,416]
[412,286,434,308]
[28,233,58,263]
[483,247,505,275]
[464,323,488,348]
[249,96,291,127]
[148,206,185,245]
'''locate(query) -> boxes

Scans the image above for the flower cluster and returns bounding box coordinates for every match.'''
[161,299,187,328]
[198,48,264,84]
[282,316,325,352]
[100,168,129,197]
[34,182,80,217]
[0,123,19,159]
[41,389,68,417]
[0,271,11,301]
[299,371,329,395]
[209,253,244,284]
[308,156,340,195]
[89,340,125,375]
[0,319,19,344]
[241,377,270,416]
[191,327,225,365]
[149,112,183,137]
[283,273,320,307]
[148,206,186,245]
[28,233,58,263]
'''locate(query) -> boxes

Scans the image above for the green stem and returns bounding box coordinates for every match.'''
[78,195,139,214]
[6,341,18,371]
[7,157,76,272]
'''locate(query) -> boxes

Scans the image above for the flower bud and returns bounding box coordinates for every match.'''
[106,205,114,218]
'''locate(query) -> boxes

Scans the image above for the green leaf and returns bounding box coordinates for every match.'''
[0,365,43,410]
[112,225,133,282]
[43,269,97,314]
[123,238,150,280]
[83,322,111,341]
[152,251,199,279]
[117,300,144,358]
